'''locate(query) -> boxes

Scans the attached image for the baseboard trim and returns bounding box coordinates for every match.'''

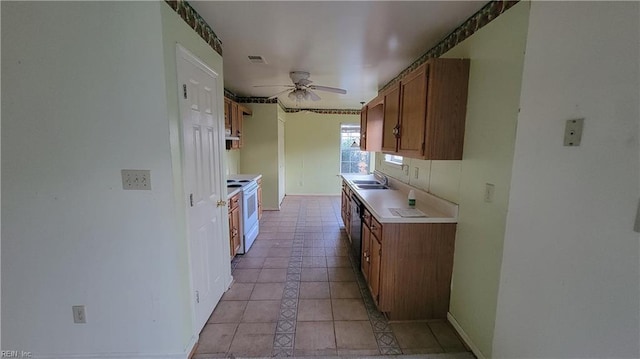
[284,193,340,196]
[185,333,198,359]
[37,335,199,359]
[37,353,187,359]
[447,312,486,359]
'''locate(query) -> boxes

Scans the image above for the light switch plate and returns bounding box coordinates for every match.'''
[121,170,151,190]
[564,118,584,146]
[484,183,495,203]
[72,305,86,323]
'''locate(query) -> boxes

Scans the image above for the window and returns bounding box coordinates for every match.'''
[384,154,403,165]
[340,124,370,174]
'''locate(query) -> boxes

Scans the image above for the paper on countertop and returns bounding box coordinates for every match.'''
[389,208,427,218]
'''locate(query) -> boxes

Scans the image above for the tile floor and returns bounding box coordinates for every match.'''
[194,196,470,358]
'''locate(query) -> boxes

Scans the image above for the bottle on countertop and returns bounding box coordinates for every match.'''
[408,190,416,207]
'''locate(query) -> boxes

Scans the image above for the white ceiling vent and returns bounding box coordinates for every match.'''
[248,55,267,64]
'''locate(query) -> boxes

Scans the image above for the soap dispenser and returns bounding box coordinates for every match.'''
[408,190,416,207]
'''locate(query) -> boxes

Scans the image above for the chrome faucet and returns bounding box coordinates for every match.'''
[382,175,389,187]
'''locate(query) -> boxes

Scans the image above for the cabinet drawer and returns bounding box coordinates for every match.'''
[229,193,240,211]
[370,216,382,240]
[362,208,372,228]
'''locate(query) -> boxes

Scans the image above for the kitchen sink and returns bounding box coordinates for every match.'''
[356,184,390,190]
[351,180,383,185]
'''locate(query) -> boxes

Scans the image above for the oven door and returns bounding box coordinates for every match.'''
[241,183,259,253]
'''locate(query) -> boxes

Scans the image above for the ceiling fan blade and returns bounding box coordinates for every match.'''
[308,90,321,101]
[253,84,294,88]
[267,89,291,99]
[308,85,347,94]
[297,78,313,86]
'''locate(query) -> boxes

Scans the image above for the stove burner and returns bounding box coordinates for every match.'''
[237,180,251,183]
[226,180,236,183]
[227,184,242,188]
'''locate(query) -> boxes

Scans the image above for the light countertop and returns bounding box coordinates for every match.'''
[228,174,262,182]
[341,173,458,224]
[226,174,262,199]
[227,187,242,198]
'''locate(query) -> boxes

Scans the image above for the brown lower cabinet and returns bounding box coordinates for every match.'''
[228,192,241,258]
[359,207,456,320]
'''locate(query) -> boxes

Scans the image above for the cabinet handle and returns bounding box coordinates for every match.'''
[370,224,376,230]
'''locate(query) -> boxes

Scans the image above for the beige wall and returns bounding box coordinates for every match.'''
[375,2,529,357]
[285,111,359,195]
[240,104,280,209]
[444,3,528,357]
[225,149,241,175]
[493,2,639,357]
[374,154,461,203]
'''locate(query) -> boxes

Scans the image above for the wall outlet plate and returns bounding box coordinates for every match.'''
[121,170,151,190]
[564,118,584,146]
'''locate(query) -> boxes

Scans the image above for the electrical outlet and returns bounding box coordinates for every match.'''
[72,305,86,323]
[484,183,495,203]
[121,170,151,190]
[414,167,419,179]
[403,165,409,176]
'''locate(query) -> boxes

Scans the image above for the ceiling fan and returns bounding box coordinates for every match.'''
[254,71,347,102]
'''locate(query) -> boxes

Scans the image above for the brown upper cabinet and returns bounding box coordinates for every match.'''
[360,95,383,152]
[381,82,401,153]
[224,98,252,150]
[368,58,470,160]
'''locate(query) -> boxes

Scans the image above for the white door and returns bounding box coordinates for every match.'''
[278,118,286,206]
[177,45,228,333]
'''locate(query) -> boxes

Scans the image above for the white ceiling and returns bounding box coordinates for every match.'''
[190,1,488,109]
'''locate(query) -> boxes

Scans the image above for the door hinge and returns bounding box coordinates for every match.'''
[189,193,194,207]
[195,290,200,303]
[183,84,187,99]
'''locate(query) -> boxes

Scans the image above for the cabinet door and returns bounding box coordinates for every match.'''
[369,234,382,304]
[228,210,235,257]
[231,207,241,254]
[398,64,427,157]
[237,105,246,149]
[365,103,383,152]
[381,84,400,153]
[361,224,371,281]
[424,58,470,160]
[224,98,232,130]
[359,106,367,151]
[231,102,240,149]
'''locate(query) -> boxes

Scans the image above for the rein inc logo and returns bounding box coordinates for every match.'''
[1,351,32,358]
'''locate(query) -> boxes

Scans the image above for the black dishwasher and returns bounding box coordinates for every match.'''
[350,193,363,265]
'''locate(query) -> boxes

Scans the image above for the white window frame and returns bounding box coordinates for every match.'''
[340,124,371,174]
[384,154,404,168]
